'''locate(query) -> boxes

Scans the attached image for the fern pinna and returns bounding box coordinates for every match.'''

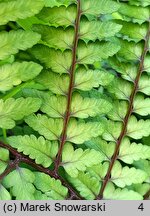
[0,0,149,200]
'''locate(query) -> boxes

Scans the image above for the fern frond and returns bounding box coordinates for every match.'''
[2,0,148,201]
[96,0,150,200]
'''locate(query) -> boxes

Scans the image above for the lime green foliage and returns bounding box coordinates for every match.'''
[128,0,150,7]
[111,161,147,188]
[0,148,9,174]
[3,168,35,199]
[0,184,11,200]
[0,0,149,201]
[25,114,64,140]
[0,98,41,129]
[62,143,104,177]
[36,69,114,94]
[127,116,150,139]
[0,62,43,91]
[7,135,58,167]
[0,30,41,60]
[103,183,143,200]
[25,114,104,144]
[0,0,44,25]
[97,0,150,200]
[67,172,101,200]
[119,138,150,164]
[118,3,149,24]
[34,172,68,200]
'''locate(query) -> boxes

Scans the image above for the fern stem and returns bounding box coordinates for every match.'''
[97,21,150,200]
[0,140,82,199]
[0,140,59,178]
[58,175,83,200]
[0,157,21,181]
[54,0,81,172]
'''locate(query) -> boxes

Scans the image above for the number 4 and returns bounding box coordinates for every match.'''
[138,203,144,211]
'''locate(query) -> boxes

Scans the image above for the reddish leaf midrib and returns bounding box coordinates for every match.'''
[54,0,81,173]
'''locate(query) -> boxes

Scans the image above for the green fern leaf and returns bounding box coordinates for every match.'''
[117,20,147,42]
[119,138,150,164]
[44,0,61,7]
[0,98,41,129]
[139,75,150,96]
[85,138,115,160]
[103,182,143,200]
[79,20,122,42]
[67,119,104,144]
[117,39,143,61]
[67,172,100,200]
[74,69,114,90]
[32,24,74,50]
[0,0,44,25]
[107,101,128,121]
[81,0,119,16]
[144,55,150,73]
[134,160,150,183]
[77,41,120,64]
[62,143,104,177]
[102,120,122,142]
[87,162,110,180]
[36,70,69,95]
[118,3,149,24]
[25,114,63,140]
[7,135,58,168]
[128,0,150,7]
[34,172,68,200]
[0,184,11,200]
[17,16,45,31]
[71,93,112,118]
[111,161,147,188]
[37,5,76,27]
[1,0,148,201]
[0,30,41,60]
[41,94,66,118]
[36,69,114,95]
[108,57,137,81]
[0,148,9,174]
[108,78,132,100]
[127,116,150,139]
[0,61,43,92]
[3,168,35,199]
[133,95,150,116]
[41,93,112,118]
[101,0,150,201]
[30,44,72,74]
[128,183,150,197]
